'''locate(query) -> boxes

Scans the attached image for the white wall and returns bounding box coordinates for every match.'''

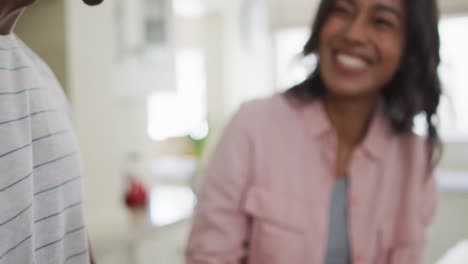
[16,0,67,91]
[200,0,276,120]
[440,0,468,14]
[64,0,131,250]
[189,0,277,166]
[203,14,225,130]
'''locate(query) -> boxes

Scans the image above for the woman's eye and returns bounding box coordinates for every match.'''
[332,6,353,17]
[374,18,395,29]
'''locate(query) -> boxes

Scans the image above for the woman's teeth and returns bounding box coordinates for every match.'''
[336,53,368,70]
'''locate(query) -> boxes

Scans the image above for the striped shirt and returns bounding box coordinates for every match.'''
[0,34,89,264]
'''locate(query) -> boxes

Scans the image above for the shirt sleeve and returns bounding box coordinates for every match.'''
[186,105,254,264]
[389,171,438,264]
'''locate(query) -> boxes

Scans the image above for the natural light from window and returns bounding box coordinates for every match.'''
[274,28,313,91]
[147,49,207,141]
[438,15,468,141]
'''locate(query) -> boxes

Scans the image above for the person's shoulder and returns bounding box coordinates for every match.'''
[236,93,295,122]
[394,130,434,169]
[399,131,429,151]
[226,93,300,140]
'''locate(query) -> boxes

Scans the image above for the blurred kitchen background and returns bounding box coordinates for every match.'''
[14,0,468,263]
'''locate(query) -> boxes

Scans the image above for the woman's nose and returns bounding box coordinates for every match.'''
[342,16,370,45]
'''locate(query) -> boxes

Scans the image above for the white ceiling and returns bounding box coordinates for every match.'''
[202,0,468,28]
[266,0,468,27]
[266,0,319,27]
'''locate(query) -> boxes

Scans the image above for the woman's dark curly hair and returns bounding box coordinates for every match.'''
[286,0,442,163]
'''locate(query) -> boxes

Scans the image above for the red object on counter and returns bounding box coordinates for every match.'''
[124,176,148,209]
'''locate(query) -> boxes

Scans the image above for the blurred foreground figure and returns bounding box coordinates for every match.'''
[0,1,92,263]
[187,0,442,263]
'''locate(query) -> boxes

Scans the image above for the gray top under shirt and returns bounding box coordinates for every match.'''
[325,178,351,264]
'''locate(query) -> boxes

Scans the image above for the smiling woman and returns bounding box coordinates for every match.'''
[289,0,441,161]
[186,0,442,263]
[318,0,405,98]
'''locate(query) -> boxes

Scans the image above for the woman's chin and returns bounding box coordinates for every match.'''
[326,86,371,98]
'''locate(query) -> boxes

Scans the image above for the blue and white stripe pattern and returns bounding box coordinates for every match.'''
[0,34,89,264]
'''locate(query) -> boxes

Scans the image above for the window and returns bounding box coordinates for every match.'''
[274,27,314,91]
[147,49,207,141]
[438,15,468,141]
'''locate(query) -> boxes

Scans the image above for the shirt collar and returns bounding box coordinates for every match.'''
[301,98,393,161]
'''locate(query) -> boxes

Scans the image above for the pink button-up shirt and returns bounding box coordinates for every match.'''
[186,94,437,264]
